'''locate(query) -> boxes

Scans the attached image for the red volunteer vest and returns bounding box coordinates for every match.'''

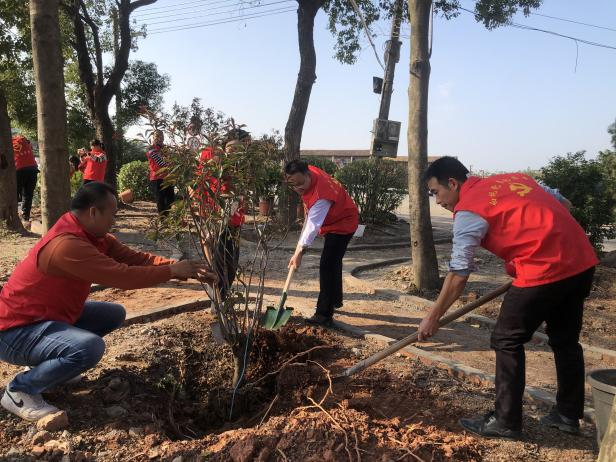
[82,150,107,182]
[301,166,359,235]
[197,148,245,227]
[147,146,166,181]
[12,135,37,170]
[455,174,598,287]
[0,213,109,330]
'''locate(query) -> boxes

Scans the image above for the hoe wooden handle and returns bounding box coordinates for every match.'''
[339,281,512,378]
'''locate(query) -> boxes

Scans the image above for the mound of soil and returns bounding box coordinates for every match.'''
[0,311,598,461]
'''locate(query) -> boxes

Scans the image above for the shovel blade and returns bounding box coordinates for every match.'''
[260,306,279,329]
[271,307,294,330]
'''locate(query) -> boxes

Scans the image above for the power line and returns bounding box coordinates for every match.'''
[458,6,616,51]
[134,0,252,18]
[136,0,294,27]
[528,12,616,33]
[145,7,296,34]
[134,0,244,21]
[134,0,225,12]
[348,0,385,70]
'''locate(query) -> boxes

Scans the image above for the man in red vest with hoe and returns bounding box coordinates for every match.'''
[285,160,359,327]
[419,156,597,439]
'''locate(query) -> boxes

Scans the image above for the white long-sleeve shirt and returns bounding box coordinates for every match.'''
[298,199,332,248]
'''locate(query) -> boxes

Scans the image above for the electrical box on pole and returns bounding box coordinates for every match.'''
[370,119,401,157]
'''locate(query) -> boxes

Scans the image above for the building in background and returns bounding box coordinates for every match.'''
[300,149,447,169]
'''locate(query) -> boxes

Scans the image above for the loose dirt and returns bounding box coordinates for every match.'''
[0,201,605,460]
[0,312,598,461]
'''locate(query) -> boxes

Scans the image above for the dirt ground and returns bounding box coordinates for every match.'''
[0,312,598,461]
[357,245,616,351]
[0,201,606,460]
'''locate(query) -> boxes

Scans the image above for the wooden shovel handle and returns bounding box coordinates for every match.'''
[282,266,295,293]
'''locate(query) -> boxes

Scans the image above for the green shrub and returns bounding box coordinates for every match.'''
[335,158,407,223]
[70,171,83,197]
[119,140,148,166]
[306,157,338,176]
[118,160,151,201]
[540,151,616,251]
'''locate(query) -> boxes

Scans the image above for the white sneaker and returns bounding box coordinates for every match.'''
[23,366,83,385]
[1,388,59,422]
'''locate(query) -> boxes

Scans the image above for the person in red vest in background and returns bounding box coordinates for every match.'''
[146,130,175,215]
[285,159,359,327]
[197,138,246,298]
[418,156,597,440]
[79,139,107,184]
[0,182,215,422]
[12,134,39,222]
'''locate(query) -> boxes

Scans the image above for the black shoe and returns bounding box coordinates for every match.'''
[305,314,334,327]
[540,406,580,434]
[333,303,343,310]
[459,411,521,440]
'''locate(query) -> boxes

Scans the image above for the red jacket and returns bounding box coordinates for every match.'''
[301,165,358,235]
[0,213,109,330]
[197,148,245,227]
[81,150,107,182]
[12,135,37,170]
[455,174,598,287]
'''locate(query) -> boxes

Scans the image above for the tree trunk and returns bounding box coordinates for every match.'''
[281,0,322,226]
[600,401,616,461]
[96,109,116,188]
[0,87,25,233]
[407,0,440,290]
[30,0,70,232]
[231,334,252,389]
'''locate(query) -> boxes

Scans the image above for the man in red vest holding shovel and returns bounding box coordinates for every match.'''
[418,156,597,440]
[285,160,359,327]
[0,182,215,423]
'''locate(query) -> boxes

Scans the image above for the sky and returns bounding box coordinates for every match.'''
[128,0,616,172]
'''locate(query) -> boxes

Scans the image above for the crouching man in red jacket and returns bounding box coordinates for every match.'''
[0,182,215,422]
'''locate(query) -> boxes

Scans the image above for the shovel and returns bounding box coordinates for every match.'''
[261,266,296,330]
[335,281,512,379]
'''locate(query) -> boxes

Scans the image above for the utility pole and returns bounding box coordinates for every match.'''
[112,7,123,170]
[378,0,403,121]
[370,0,403,157]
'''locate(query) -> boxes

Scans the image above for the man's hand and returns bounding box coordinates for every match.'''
[288,250,303,270]
[170,260,217,284]
[417,312,440,342]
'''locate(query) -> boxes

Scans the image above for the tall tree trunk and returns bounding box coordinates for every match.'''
[96,109,116,188]
[281,0,321,226]
[407,0,440,290]
[0,87,25,233]
[30,0,70,232]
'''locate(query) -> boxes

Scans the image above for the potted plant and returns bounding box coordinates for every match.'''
[256,162,280,216]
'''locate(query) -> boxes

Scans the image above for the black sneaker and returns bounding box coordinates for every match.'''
[305,314,334,327]
[540,406,580,434]
[459,411,521,440]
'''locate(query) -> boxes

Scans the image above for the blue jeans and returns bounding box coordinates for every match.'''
[0,301,125,394]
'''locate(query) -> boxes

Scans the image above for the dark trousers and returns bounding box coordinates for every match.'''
[16,167,38,221]
[316,232,353,318]
[150,179,175,215]
[491,267,595,430]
